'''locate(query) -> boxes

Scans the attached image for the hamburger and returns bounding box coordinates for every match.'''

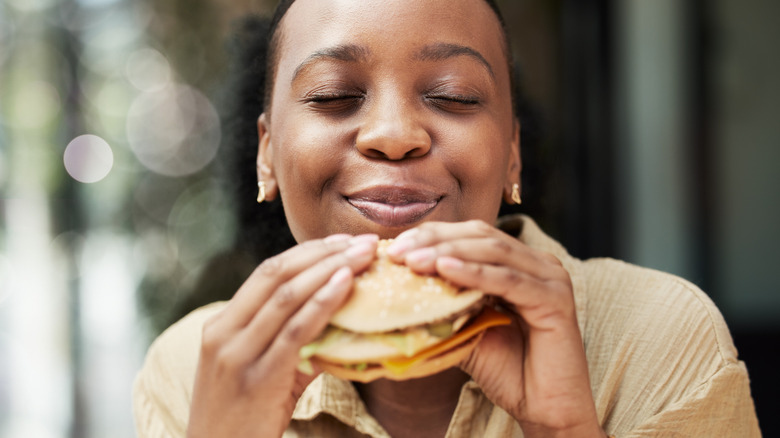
[299,239,512,382]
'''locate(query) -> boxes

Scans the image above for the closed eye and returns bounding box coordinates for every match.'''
[301,92,364,114]
[428,94,480,104]
[425,93,481,112]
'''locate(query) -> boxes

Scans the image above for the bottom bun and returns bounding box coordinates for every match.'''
[314,331,484,383]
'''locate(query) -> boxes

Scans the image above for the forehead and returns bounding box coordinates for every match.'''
[275,0,508,74]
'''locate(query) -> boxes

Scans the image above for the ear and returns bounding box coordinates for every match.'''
[257,113,280,201]
[503,118,522,204]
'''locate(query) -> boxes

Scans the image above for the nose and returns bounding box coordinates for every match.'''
[355,96,431,160]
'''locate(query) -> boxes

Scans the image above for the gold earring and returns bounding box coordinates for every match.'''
[256,181,266,204]
[511,183,522,205]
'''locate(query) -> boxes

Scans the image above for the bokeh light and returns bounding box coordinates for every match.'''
[9,80,61,129]
[126,83,221,177]
[79,10,142,76]
[63,134,114,183]
[81,75,136,136]
[125,47,171,91]
[132,229,178,283]
[132,173,188,225]
[167,180,233,269]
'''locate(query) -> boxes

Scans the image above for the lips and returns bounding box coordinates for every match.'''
[347,186,441,228]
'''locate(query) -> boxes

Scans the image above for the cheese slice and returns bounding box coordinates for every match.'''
[381,307,512,375]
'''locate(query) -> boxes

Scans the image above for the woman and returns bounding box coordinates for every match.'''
[133,0,760,437]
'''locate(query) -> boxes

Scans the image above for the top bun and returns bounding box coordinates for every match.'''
[329,240,484,333]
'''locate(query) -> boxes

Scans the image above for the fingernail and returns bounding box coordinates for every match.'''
[349,234,379,245]
[406,247,436,264]
[328,266,352,286]
[318,266,352,300]
[438,256,464,270]
[387,239,412,257]
[325,234,351,243]
[395,228,419,241]
[346,241,375,259]
[387,229,418,256]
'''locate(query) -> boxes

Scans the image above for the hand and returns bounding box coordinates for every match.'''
[186,234,378,438]
[387,220,605,438]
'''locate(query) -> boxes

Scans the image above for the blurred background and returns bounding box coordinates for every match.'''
[0,0,777,437]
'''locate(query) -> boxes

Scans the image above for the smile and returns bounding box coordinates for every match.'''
[346,187,441,228]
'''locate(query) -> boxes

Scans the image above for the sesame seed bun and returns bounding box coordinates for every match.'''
[303,240,512,382]
[329,239,484,332]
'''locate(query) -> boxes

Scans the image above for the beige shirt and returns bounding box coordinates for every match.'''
[133,216,761,437]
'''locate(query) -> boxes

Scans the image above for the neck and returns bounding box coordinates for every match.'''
[355,368,470,438]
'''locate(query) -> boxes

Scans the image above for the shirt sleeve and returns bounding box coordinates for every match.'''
[132,303,224,438]
[133,361,186,438]
[621,361,760,437]
[581,258,761,437]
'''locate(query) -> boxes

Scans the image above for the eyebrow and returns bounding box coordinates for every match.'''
[414,42,495,80]
[290,42,495,82]
[292,44,370,81]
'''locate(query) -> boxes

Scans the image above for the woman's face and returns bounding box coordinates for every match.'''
[259,0,520,242]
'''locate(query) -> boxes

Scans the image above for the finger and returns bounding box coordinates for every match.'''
[217,234,376,331]
[223,240,376,366]
[436,256,575,327]
[392,223,564,283]
[252,266,355,379]
[386,220,495,260]
[411,235,564,281]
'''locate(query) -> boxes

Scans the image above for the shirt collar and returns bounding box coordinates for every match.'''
[293,373,389,436]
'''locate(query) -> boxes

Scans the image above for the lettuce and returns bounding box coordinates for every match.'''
[427,321,454,338]
[297,326,348,375]
[297,358,315,375]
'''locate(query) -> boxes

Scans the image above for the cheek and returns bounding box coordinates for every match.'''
[441,121,511,186]
[441,124,512,221]
[271,120,348,239]
[274,118,345,193]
